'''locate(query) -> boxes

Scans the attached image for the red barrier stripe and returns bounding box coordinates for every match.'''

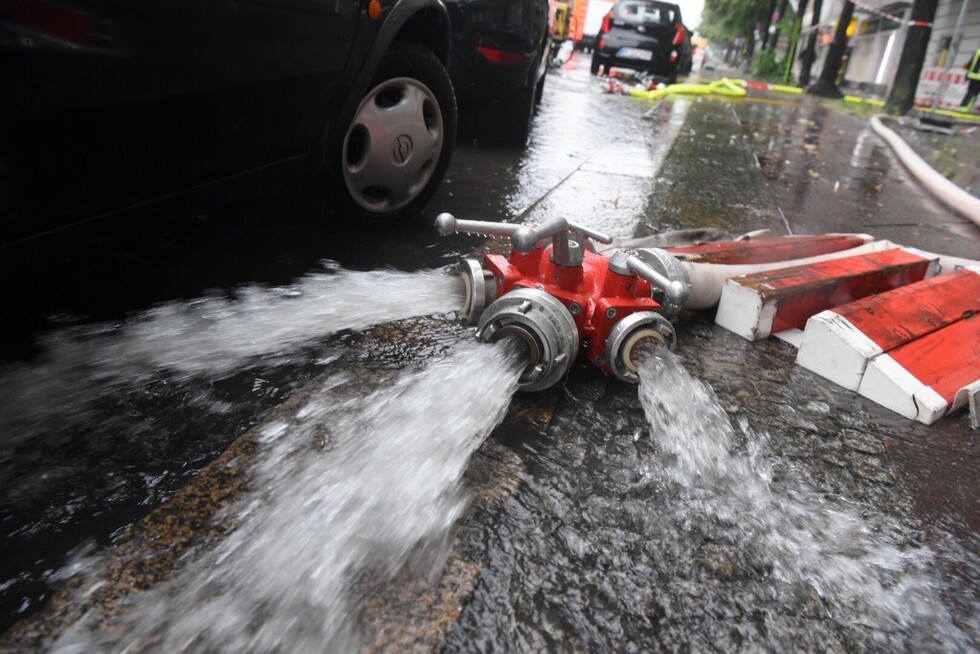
[840,0,931,27]
[829,268,980,350]
[716,249,937,340]
[668,234,869,265]
[796,268,980,391]
[889,315,980,404]
[859,316,980,424]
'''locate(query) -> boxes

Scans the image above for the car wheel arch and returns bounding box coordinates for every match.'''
[317,0,451,166]
[316,0,456,221]
[347,0,451,102]
[395,5,451,66]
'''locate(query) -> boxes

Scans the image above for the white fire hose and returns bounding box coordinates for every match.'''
[645,240,977,311]
[869,114,980,226]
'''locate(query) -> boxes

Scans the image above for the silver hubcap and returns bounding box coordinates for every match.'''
[342,77,444,214]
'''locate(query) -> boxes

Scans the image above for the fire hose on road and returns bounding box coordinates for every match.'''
[869,114,980,226]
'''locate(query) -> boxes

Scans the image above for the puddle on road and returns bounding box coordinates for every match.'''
[49,340,523,652]
[0,267,463,629]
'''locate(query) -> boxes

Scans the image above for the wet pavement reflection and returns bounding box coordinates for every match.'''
[2,53,979,650]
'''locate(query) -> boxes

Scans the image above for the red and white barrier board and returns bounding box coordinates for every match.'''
[715,248,939,341]
[858,314,980,424]
[914,67,979,113]
[701,232,978,425]
[796,268,980,390]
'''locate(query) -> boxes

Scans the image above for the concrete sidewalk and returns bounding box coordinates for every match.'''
[636,88,979,258]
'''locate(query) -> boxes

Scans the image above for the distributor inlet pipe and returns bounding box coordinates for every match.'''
[640,240,978,310]
[676,240,900,309]
[647,237,980,310]
[610,236,891,311]
[869,114,980,226]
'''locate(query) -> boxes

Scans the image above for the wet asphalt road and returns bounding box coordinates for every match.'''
[2,52,979,649]
[1,53,691,630]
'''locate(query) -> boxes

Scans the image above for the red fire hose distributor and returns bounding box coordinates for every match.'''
[436,213,687,390]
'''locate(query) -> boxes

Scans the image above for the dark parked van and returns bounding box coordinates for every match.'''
[444,0,551,145]
[0,0,456,246]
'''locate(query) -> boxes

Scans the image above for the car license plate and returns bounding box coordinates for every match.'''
[617,47,652,61]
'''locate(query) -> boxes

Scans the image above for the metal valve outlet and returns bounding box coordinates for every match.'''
[605,312,677,383]
[477,288,579,392]
[458,258,497,326]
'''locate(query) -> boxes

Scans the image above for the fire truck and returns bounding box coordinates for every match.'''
[569,0,615,51]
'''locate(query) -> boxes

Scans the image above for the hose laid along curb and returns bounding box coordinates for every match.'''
[869,114,980,226]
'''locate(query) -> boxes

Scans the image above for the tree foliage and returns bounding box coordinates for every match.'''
[751,48,783,80]
[698,0,770,42]
[700,0,797,66]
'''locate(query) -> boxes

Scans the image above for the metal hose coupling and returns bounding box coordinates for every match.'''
[457,258,497,326]
[476,288,579,392]
[610,248,691,320]
[605,312,677,383]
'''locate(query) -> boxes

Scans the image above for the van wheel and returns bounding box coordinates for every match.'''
[590,53,603,75]
[336,42,456,223]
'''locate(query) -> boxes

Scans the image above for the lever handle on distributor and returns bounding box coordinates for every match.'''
[513,219,613,268]
[437,213,612,248]
[435,213,522,239]
[624,253,688,319]
[512,219,613,253]
[512,217,571,253]
[436,212,614,268]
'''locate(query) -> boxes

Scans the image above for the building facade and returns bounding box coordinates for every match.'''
[791,0,979,100]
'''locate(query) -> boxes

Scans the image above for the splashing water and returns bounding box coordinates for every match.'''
[635,347,970,650]
[0,267,464,448]
[52,339,524,652]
